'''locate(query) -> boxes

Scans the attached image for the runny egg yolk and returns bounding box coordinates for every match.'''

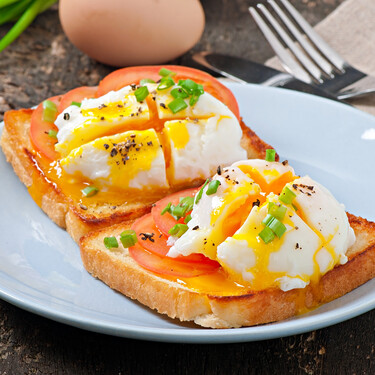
[236,164,296,195]
[80,100,135,120]
[164,120,190,149]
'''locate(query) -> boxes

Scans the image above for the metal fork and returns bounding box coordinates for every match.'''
[249,0,375,100]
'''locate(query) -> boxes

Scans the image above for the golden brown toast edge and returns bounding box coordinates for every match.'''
[0,108,274,242]
[79,213,375,328]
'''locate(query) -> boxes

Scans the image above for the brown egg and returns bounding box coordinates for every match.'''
[59,0,205,67]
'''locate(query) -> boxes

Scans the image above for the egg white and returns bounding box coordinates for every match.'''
[60,129,168,190]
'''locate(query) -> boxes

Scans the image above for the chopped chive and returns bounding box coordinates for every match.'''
[268,217,287,238]
[176,80,204,106]
[184,214,192,224]
[71,101,81,107]
[168,223,188,237]
[140,78,155,86]
[134,85,149,102]
[42,100,58,123]
[206,180,221,195]
[178,79,198,95]
[268,202,275,210]
[172,196,194,220]
[161,197,194,220]
[189,94,199,106]
[157,76,175,90]
[43,100,57,111]
[195,179,210,205]
[161,202,172,215]
[81,185,99,197]
[170,87,189,99]
[190,84,204,106]
[292,203,298,211]
[262,213,274,227]
[194,83,204,95]
[171,204,188,219]
[168,97,188,114]
[120,230,138,248]
[179,196,194,210]
[103,236,118,249]
[268,203,287,221]
[47,129,57,139]
[259,226,275,244]
[265,149,276,162]
[159,68,175,77]
[279,186,296,205]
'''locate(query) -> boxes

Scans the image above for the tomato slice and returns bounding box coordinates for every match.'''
[30,95,61,160]
[151,187,198,236]
[96,65,240,121]
[129,243,220,278]
[130,201,221,277]
[132,213,219,266]
[57,86,98,113]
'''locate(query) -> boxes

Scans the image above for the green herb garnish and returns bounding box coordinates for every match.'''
[81,186,99,197]
[157,76,175,90]
[159,68,175,77]
[265,149,276,162]
[47,129,57,139]
[279,186,296,205]
[120,230,138,248]
[206,180,221,195]
[168,97,188,114]
[258,227,275,244]
[104,236,119,249]
[195,179,209,205]
[0,0,57,53]
[168,223,188,237]
[42,100,58,123]
[134,85,149,102]
[140,78,155,86]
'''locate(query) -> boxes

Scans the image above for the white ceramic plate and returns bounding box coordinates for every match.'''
[1,83,375,343]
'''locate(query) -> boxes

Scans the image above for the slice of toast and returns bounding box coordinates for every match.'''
[0,108,274,243]
[79,213,375,328]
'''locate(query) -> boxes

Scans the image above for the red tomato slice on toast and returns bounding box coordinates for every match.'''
[132,213,219,266]
[57,86,97,113]
[151,187,198,236]
[30,95,61,160]
[96,65,240,121]
[129,243,220,278]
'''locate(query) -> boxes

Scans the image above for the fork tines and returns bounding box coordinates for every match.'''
[249,0,347,84]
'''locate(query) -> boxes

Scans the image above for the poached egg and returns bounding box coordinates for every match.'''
[53,83,246,198]
[168,159,355,292]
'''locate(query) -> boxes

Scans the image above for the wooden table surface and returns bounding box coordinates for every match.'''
[1,1,375,374]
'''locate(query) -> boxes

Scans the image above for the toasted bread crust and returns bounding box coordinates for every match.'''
[79,214,375,328]
[0,108,273,242]
[239,119,277,161]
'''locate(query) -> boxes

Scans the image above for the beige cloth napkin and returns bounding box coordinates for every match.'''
[266,0,375,116]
